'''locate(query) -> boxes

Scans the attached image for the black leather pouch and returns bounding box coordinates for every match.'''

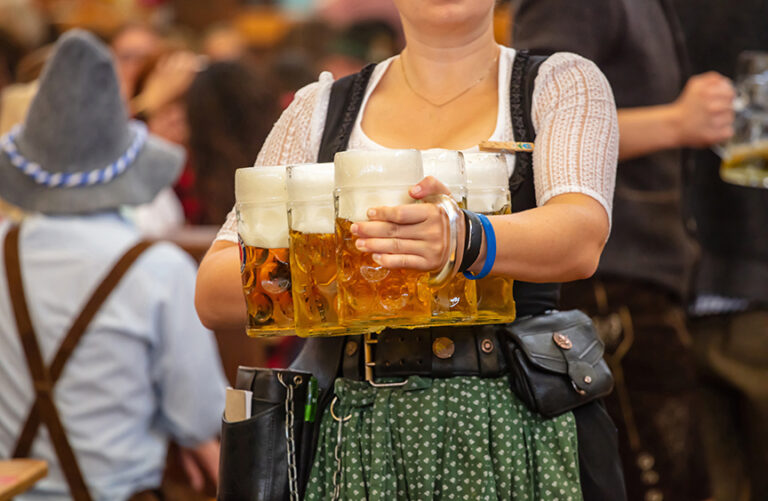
[218,366,316,501]
[499,310,614,418]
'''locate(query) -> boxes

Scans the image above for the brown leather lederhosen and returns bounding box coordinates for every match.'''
[3,225,152,501]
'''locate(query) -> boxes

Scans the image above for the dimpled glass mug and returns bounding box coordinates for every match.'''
[462,152,516,325]
[287,162,359,337]
[334,149,432,330]
[419,149,478,325]
[235,166,294,337]
[719,51,768,188]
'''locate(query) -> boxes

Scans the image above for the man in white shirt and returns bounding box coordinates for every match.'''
[0,30,227,501]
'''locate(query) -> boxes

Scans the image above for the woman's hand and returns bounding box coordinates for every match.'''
[351,176,454,271]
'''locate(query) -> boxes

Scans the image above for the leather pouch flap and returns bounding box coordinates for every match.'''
[235,366,312,403]
[504,310,605,375]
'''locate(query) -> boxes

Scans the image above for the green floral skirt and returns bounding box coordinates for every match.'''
[305,376,583,500]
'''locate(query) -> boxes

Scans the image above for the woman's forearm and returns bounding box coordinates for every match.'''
[469,193,609,282]
[195,241,247,330]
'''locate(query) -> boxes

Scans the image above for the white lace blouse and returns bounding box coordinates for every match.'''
[215,47,618,243]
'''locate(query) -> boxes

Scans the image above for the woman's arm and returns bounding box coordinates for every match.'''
[355,184,607,283]
[195,75,333,329]
[195,240,245,329]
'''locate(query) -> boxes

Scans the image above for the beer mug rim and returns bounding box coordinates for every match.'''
[421,149,467,192]
[463,152,509,189]
[334,149,423,188]
[287,162,335,203]
[235,165,288,204]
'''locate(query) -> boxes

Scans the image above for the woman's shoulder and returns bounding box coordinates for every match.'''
[536,51,605,82]
[285,71,336,111]
[528,51,612,103]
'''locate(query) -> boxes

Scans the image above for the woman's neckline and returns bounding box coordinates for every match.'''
[353,45,514,152]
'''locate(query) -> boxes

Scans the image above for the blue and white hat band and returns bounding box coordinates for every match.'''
[0,120,148,188]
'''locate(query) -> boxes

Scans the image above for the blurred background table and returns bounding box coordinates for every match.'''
[0,459,47,501]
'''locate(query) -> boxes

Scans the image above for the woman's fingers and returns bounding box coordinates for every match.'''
[349,201,448,271]
[372,252,435,271]
[352,218,442,241]
[357,235,443,261]
[364,202,441,225]
[409,175,452,200]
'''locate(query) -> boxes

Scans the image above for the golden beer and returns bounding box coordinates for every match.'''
[336,219,431,327]
[464,152,516,325]
[420,149,477,325]
[334,150,431,328]
[240,243,294,333]
[719,141,768,188]
[287,163,352,336]
[236,166,294,337]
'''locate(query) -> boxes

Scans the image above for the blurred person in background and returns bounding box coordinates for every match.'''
[513,1,734,500]
[201,24,247,62]
[110,23,162,100]
[0,29,23,94]
[674,1,768,499]
[185,60,280,226]
[0,30,227,500]
[130,48,201,228]
[318,19,400,78]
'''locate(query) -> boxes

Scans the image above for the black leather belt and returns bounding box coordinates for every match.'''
[341,325,508,385]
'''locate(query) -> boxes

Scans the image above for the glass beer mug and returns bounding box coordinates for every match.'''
[334,149,431,329]
[287,163,349,337]
[463,152,516,324]
[720,51,768,188]
[420,149,477,324]
[235,166,294,337]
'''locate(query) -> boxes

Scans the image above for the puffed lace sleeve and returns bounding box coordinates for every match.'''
[214,72,335,243]
[530,52,618,225]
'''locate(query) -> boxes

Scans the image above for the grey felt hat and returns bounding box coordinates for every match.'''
[0,29,184,214]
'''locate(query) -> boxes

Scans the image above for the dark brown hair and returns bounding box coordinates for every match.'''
[185,60,280,225]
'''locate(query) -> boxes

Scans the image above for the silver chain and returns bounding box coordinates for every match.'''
[329,396,351,501]
[332,410,344,501]
[277,373,300,501]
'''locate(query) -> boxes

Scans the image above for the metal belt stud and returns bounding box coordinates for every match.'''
[432,336,455,359]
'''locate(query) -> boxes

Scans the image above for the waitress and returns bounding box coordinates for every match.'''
[196,0,623,499]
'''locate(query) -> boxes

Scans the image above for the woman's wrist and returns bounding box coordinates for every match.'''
[463,213,494,279]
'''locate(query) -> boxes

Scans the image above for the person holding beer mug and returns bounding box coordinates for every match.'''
[197,0,623,498]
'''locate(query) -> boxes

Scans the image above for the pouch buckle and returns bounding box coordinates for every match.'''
[364,332,407,388]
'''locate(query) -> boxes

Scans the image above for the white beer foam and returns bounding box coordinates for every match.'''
[421,149,467,202]
[334,149,423,222]
[467,190,509,214]
[463,152,510,213]
[287,163,335,234]
[235,165,287,203]
[235,166,289,248]
[287,163,334,202]
[290,204,335,234]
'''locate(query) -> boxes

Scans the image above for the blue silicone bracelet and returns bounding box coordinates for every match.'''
[462,213,496,280]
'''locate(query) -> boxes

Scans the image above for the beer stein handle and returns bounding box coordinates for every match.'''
[424,194,462,288]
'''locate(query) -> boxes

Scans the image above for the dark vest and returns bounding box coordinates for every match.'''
[316,51,559,318]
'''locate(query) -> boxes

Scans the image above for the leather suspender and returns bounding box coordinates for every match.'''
[3,225,152,501]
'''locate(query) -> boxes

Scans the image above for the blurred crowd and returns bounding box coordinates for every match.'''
[0,1,766,501]
[0,0,416,233]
